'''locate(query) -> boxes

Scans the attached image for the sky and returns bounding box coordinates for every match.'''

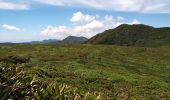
[0,0,170,42]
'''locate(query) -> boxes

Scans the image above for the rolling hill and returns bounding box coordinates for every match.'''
[61,36,88,44]
[87,24,170,47]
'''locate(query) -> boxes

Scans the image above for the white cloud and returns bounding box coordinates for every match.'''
[41,25,70,38]
[2,24,21,31]
[74,20,104,37]
[104,15,113,22]
[70,11,95,23]
[41,26,68,35]
[81,20,104,31]
[41,20,104,38]
[41,12,141,39]
[117,16,125,22]
[41,12,104,38]
[103,15,126,29]
[33,0,65,6]
[33,0,170,13]
[0,1,29,10]
[41,26,71,39]
[103,15,114,29]
[113,22,124,28]
[130,19,141,24]
[1,0,169,13]
[113,19,141,28]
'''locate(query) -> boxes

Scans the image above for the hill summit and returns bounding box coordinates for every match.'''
[61,36,88,44]
[87,24,170,47]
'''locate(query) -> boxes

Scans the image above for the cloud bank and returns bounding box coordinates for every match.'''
[1,0,170,13]
[41,11,141,39]
[34,0,170,13]
[0,1,29,10]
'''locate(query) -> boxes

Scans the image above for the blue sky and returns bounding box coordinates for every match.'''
[0,0,170,42]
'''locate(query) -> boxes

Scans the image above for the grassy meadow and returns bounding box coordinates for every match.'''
[0,44,170,99]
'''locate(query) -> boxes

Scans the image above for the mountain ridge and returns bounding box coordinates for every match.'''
[87,24,170,47]
[11,36,88,44]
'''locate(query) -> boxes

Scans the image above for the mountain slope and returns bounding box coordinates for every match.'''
[60,36,88,44]
[87,24,170,47]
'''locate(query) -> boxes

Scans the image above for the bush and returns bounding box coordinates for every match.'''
[0,56,30,64]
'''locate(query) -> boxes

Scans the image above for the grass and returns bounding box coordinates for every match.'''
[0,44,170,99]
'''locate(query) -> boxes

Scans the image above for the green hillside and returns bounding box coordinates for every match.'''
[87,24,170,47]
[61,36,88,44]
[0,44,170,99]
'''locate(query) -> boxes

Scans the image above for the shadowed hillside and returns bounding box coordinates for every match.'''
[87,24,170,47]
[61,36,88,44]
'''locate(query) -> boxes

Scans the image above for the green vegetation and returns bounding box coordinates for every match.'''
[87,24,170,47]
[0,62,104,100]
[0,44,170,99]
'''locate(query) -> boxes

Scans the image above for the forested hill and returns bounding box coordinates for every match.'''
[87,24,170,47]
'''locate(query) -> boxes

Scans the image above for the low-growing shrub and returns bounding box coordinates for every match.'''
[0,56,30,64]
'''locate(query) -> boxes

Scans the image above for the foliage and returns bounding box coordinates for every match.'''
[0,62,131,99]
[0,44,170,99]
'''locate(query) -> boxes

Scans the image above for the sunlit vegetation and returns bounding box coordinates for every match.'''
[0,44,170,99]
